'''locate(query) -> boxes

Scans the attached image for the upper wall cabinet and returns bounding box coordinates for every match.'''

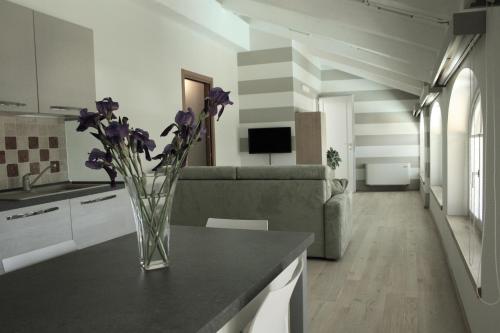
[34,12,96,116]
[0,1,38,114]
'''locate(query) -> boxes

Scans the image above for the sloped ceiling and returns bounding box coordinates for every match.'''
[220,0,465,94]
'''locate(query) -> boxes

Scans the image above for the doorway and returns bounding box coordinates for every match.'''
[320,95,355,192]
[181,69,215,166]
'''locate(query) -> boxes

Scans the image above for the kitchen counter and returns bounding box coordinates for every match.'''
[0,181,124,212]
[0,225,314,333]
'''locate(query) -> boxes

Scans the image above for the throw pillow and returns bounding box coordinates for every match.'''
[331,178,349,196]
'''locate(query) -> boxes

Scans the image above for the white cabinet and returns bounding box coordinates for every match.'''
[0,0,38,114]
[70,189,136,249]
[34,12,96,116]
[0,200,73,262]
[0,189,134,274]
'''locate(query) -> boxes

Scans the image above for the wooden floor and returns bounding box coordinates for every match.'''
[307,191,468,333]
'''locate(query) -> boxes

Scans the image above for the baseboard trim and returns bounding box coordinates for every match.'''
[427,197,473,333]
[356,182,419,192]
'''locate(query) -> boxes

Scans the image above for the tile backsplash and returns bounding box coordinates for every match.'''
[0,115,68,190]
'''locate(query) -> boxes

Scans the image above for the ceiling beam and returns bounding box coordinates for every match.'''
[224,0,447,51]
[311,47,423,95]
[221,0,441,70]
[250,20,433,82]
[145,0,250,50]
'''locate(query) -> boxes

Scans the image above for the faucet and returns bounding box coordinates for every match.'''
[22,162,55,191]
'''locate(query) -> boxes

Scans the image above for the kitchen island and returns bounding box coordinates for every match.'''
[0,225,313,332]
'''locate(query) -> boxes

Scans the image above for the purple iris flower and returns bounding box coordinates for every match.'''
[205,87,233,120]
[162,144,174,155]
[131,128,156,160]
[152,144,176,171]
[85,148,116,186]
[175,108,197,140]
[152,143,174,160]
[105,121,129,145]
[96,97,119,120]
[161,109,196,138]
[85,148,111,168]
[77,108,100,132]
[131,128,156,151]
[175,109,195,126]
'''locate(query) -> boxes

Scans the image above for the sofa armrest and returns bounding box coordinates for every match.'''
[324,192,352,260]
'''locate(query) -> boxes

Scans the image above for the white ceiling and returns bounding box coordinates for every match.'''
[219,0,466,94]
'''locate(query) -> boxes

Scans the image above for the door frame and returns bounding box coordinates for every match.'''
[319,95,356,192]
[181,69,215,166]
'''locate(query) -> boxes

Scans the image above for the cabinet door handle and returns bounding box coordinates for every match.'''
[49,105,83,112]
[0,100,26,108]
[81,194,117,205]
[6,207,59,221]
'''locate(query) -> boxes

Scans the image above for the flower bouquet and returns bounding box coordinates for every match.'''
[77,88,233,270]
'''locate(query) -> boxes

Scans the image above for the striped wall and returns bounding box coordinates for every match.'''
[237,47,320,165]
[321,69,420,191]
[237,47,420,191]
[291,47,321,113]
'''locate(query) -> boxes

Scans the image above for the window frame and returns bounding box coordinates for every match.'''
[468,92,484,233]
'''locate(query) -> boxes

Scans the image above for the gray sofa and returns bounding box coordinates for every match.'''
[171,165,352,259]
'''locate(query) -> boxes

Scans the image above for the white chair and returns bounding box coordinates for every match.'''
[244,257,304,333]
[2,240,77,273]
[206,218,268,231]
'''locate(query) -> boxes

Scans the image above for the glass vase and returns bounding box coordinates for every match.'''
[124,173,178,270]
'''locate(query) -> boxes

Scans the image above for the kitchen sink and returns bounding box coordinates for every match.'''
[0,183,109,201]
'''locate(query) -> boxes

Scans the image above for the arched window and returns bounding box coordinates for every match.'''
[446,67,483,288]
[419,113,425,180]
[469,95,483,226]
[447,68,480,215]
[430,102,443,203]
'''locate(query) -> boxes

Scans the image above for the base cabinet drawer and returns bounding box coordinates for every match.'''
[70,189,135,249]
[0,200,72,260]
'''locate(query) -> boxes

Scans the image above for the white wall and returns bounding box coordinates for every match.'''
[10,0,242,181]
[250,28,291,50]
[236,46,295,166]
[321,69,420,191]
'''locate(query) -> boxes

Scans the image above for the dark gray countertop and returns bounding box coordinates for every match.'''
[0,225,314,333]
[0,181,123,212]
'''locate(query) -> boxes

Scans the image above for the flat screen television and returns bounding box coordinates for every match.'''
[248,127,292,154]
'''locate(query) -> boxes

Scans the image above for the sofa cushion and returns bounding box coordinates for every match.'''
[172,178,327,257]
[237,165,334,180]
[179,166,237,180]
[330,178,349,196]
[324,192,352,259]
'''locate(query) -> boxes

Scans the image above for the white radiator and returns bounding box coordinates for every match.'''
[366,163,411,186]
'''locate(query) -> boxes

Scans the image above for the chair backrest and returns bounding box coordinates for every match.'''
[246,257,304,333]
[2,240,77,273]
[206,218,268,231]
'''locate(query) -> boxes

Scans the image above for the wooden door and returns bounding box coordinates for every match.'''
[181,69,215,166]
[321,96,355,191]
[295,112,326,165]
